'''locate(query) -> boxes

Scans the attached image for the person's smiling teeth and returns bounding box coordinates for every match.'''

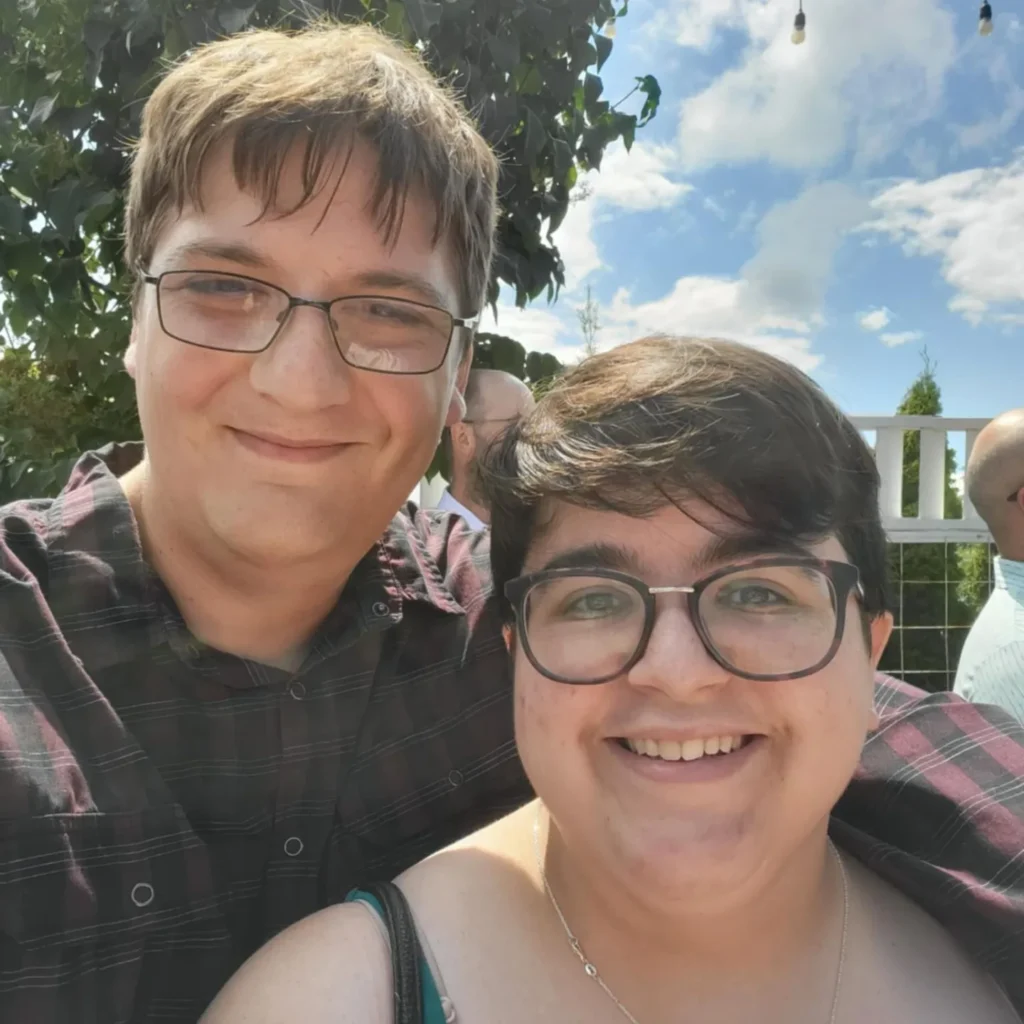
[623,736,748,761]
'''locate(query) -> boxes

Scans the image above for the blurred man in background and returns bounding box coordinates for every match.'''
[437,368,534,529]
[955,408,1024,721]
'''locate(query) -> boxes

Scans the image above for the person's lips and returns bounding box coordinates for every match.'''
[229,427,352,464]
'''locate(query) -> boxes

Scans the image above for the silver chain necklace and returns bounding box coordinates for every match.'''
[533,809,850,1024]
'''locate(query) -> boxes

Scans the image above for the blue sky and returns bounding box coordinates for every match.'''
[480,0,1024,420]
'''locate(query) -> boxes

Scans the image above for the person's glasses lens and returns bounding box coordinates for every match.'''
[523,575,646,683]
[330,297,453,374]
[698,564,838,677]
[157,271,287,353]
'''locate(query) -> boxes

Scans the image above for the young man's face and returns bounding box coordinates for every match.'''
[125,140,470,566]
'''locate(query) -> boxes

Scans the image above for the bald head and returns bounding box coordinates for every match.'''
[447,370,535,522]
[966,408,1024,556]
[464,369,534,424]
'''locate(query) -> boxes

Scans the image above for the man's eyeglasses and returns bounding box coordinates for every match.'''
[140,269,478,375]
[504,558,863,684]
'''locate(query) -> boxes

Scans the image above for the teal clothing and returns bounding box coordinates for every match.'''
[345,889,449,1024]
[954,557,1024,724]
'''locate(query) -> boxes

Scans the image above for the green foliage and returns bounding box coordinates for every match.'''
[0,0,658,503]
[877,354,992,691]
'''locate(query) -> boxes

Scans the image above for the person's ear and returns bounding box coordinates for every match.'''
[450,422,476,461]
[123,323,140,380]
[866,612,893,732]
[444,342,473,428]
[868,612,894,668]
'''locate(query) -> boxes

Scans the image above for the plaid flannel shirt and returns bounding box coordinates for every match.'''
[0,445,1022,1022]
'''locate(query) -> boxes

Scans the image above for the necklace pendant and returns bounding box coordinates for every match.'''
[584,962,599,979]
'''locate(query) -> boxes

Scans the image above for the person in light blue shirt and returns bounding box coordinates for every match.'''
[954,409,1024,722]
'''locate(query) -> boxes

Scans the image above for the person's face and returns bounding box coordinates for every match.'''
[454,382,535,486]
[125,140,470,565]
[511,501,892,903]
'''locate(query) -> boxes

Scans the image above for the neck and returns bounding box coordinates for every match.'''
[123,463,359,669]
[537,810,845,1017]
[449,476,489,525]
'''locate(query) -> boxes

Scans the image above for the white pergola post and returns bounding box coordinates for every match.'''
[874,426,905,521]
[918,428,947,521]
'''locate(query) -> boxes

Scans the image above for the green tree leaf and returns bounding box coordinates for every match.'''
[27,95,57,128]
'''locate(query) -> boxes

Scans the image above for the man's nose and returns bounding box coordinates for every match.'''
[248,303,351,410]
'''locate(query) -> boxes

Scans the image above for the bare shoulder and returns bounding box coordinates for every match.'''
[399,804,536,906]
[200,901,393,1024]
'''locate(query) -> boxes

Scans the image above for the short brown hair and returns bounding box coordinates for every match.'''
[482,335,891,623]
[125,22,499,315]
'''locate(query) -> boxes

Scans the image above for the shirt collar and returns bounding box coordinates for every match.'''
[993,556,1024,596]
[43,445,468,675]
[436,489,487,532]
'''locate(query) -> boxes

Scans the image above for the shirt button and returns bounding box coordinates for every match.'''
[371,601,390,617]
[289,681,306,701]
[447,769,463,787]
[283,836,304,857]
[131,882,155,908]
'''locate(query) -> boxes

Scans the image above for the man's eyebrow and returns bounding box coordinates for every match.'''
[537,543,640,574]
[349,270,452,310]
[690,531,816,574]
[158,239,274,271]
[152,249,457,310]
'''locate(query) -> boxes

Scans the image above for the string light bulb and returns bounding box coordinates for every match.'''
[979,2,993,35]
[792,2,807,44]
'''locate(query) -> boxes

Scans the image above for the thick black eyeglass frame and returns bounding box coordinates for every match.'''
[503,557,864,684]
[140,269,479,376]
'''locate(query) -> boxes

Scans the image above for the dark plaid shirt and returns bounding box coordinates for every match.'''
[0,446,1022,1023]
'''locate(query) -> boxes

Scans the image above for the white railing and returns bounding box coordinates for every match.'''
[413,416,994,545]
[850,416,991,544]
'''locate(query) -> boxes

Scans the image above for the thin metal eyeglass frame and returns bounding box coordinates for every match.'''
[503,557,864,684]
[140,269,479,376]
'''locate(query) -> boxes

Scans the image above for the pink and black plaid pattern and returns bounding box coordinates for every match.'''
[0,445,1021,1021]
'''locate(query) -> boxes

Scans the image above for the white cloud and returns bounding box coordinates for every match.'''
[879,330,923,347]
[503,179,869,370]
[954,50,1024,151]
[479,301,571,355]
[551,141,692,291]
[858,307,892,332]
[600,276,821,372]
[554,194,603,291]
[590,142,693,211]
[866,152,1024,324]
[673,0,956,171]
[740,182,868,320]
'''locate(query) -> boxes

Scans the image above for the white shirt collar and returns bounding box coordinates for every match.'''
[436,489,487,532]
